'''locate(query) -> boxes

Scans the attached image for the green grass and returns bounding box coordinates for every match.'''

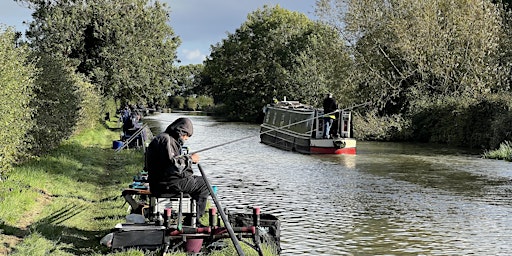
[209,241,279,256]
[0,122,143,255]
[9,232,74,256]
[483,140,512,161]
[0,121,278,255]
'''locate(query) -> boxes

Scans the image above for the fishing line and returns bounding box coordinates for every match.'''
[190,113,320,154]
[189,101,371,154]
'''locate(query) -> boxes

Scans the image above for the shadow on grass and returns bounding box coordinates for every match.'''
[24,142,143,189]
[1,203,110,255]
[3,140,146,254]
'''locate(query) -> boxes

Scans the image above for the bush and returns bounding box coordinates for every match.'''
[408,94,512,149]
[74,78,103,134]
[196,95,215,111]
[0,28,37,177]
[186,97,197,111]
[483,141,512,161]
[28,54,81,156]
[352,110,411,141]
[169,96,185,109]
[353,93,512,150]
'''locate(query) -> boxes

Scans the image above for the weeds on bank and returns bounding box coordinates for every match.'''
[483,141,512,161]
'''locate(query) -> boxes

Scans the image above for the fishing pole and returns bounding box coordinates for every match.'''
[115,124,148,152]
[190,114,315,154]
[198,164,245,256]
[189,101,371,155]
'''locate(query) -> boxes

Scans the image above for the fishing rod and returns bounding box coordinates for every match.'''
[190,114,317,154]
[198,164,245,256]
[190,101,371,155]
[115,124,148,152]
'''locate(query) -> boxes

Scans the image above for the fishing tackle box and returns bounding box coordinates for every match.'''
[110,223,166,251]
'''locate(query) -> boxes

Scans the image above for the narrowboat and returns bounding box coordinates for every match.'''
[260,100,356,154]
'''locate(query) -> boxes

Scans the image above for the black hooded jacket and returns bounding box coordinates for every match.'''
[145,118,194,190]
[323,95,337,115]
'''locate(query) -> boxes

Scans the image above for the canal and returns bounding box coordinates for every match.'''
[144,113,512,255]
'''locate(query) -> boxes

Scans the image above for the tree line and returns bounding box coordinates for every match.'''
[200,2,512,151]
[2,0,512,176]
[313,0,512,149]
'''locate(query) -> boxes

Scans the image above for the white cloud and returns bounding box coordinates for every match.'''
[180,49,206,65]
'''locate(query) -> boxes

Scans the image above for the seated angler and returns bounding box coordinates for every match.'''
[144,117,209,226]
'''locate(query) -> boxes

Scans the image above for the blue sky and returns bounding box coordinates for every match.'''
[0,0,316,65]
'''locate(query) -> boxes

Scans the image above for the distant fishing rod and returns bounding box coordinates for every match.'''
[190,101,371,154]
[115,124,148,152]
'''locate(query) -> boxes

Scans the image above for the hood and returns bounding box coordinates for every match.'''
[164,117,193,138]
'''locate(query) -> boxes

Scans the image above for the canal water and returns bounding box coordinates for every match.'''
[144,113,512,255]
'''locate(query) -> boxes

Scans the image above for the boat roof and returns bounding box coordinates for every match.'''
[273,100,315,111]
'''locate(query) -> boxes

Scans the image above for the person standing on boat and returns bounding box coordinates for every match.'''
[322,93,338,139]
[145,117,209,226]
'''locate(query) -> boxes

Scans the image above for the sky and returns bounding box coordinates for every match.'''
[0,0,317,65]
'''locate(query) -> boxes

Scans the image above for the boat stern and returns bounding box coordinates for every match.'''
[310,138,357,154]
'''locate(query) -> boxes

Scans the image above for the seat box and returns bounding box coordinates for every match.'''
[156,197,194,214]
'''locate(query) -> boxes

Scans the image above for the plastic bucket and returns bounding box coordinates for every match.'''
[112,140,123,150]
[185,238,203,253]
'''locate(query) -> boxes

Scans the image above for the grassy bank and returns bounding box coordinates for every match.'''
[0,121,276,256]
[0,121,143,255]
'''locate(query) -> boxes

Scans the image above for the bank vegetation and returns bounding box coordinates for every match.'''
[1,0,512,253]
[3,1,512,178]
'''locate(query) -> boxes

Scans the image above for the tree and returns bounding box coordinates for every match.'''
[316,0,510,114]
[174,64,204,96]
[28,54,82,155]
[316,0,512,146]
[19,0,181,105]
[203,5,353,121]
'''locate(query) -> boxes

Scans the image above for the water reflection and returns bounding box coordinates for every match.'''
[144,113,512,255]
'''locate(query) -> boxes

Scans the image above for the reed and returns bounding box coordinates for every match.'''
[482,141,512,161]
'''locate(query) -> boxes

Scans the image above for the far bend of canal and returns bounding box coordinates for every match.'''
[144,113,512,256]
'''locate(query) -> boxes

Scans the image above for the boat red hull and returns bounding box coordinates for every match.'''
[310,146,356,155]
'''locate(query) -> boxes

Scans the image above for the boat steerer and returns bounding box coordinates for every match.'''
[189,101,371,155]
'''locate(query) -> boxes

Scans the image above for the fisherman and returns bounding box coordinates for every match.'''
[322,93,338,139]
[144,117,208,226]
[120,106,132,134]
